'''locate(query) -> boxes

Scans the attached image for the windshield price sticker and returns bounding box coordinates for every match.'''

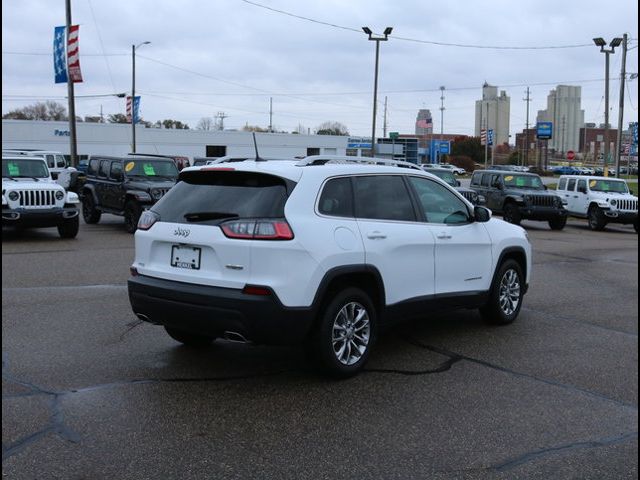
[143,164,156,176]
[125,162,135,172]
[8,163,20,175]
[589,180,597,187]
[505,175,514,181]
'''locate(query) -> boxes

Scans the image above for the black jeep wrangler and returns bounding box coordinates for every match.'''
[470,170,567,230]
[81,155,178,233]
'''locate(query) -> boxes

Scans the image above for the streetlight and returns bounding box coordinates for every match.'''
[362,26,392,157]
[593,36,622,176]
[132,41,151,153]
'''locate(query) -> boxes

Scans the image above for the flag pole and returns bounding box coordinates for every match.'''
[65,0,78,168]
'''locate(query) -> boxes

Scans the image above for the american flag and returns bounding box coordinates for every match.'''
[416,119,433,129]
[67,25,83,83]
[53,26,67,83]
[480,129,494,146]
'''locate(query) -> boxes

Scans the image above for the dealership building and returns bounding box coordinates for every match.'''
[1,120,355,161]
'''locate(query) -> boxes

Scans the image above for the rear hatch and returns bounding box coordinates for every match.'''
[132,169,296,289]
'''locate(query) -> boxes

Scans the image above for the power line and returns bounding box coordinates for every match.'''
[87,0,117,93]
[239,0,593,50]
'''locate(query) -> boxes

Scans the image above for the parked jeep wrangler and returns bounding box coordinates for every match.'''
[2,155,80,238]
[81,155,178,233]
[556,175,638,232]
[470,170,567,230]
[422,167,485,205]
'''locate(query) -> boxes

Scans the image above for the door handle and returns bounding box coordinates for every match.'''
[367,231,387,240]
[436,233,452,240]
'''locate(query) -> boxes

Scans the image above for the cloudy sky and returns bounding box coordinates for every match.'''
[2,0,638,139]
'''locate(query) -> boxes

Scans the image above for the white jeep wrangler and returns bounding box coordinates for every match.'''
[2,155,81,238]
[557,175,638,232]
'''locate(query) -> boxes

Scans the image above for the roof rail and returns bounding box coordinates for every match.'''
[296,155,422,171]
[207,155,252,164]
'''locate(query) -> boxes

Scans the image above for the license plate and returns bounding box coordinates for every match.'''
[170,245,201,270]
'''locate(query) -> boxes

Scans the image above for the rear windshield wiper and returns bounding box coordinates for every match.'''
[184,211,239,222]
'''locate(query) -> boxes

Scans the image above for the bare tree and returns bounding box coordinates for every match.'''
[315,121,349,136]
[196,117,214,130]
[2,101,68,121]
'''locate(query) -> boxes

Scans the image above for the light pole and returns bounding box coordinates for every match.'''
[132,41,151,153]
[362,26,392,157]
[593,37,622,177]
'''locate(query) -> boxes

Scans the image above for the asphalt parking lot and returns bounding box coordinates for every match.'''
[2,214,638,479]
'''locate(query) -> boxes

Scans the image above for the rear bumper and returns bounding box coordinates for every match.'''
[2,206,78,227]
[128,274,315,345]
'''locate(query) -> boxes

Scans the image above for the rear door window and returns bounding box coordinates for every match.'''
[353,175,416,222]
[558,178,567,190]
[152,171,293,225]
[567,178,577,191]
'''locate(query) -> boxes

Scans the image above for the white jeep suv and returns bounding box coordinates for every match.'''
[2,155,81,238]
[128,156,531,376]
[557,175,638,232]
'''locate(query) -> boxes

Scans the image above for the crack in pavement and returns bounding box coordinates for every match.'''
[491,431,638,472]
[404,337,638,411]
[521,307,638,337]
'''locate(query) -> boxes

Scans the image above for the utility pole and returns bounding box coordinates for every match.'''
[439,86,445,141]
[484,102,489,169]
[216,111,228,131]
[64,0,78,167]
[269,97,273,133]
[99,105,104,123]
[615,33,628,177]
[383,96,388,138]
[524,87,531,167]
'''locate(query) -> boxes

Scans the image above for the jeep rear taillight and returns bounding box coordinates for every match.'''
[221,219,294,240]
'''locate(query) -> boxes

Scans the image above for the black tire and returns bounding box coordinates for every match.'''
[502,202,521,226]
[82,194,101,224]
[164,326,215,347]
[308,287,376,378]
[57,215,79,239]
[124,201,142,234]
[480,259,524,325]
[548,216,567,231]
[587,205,606,231]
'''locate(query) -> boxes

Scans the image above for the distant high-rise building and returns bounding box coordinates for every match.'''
[415,109,433,135]
[536,85,584,153]
[474,83,510,146]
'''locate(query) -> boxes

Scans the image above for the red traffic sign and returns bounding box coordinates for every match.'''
[567,150,575,161]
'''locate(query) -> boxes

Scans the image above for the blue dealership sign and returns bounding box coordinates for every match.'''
[537,122,553,140]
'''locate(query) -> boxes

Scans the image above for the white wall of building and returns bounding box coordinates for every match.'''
[474,84,510,146]
[1,120,349,159]
[536,85,584,153]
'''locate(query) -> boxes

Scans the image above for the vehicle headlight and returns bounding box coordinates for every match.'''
[55,190,65,201]
[151,189,163,200]
[610,199,618,207]
[8,191,19,201]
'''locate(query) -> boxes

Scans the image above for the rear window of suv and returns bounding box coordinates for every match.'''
[152,171,292,225]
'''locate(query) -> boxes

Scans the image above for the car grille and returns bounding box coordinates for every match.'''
[617,199,638,212]
[154,188,171,200]
[460,191,476,203]
[529,195,556,207]
[16,190,58,208]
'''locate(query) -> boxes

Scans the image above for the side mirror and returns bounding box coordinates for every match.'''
[474,206,492,223]
[577,186,587,194]
[112,172,123,182]
[543,185,548,190]
[456,180,461,187]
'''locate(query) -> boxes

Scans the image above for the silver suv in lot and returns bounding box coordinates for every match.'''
[128,156,531,376]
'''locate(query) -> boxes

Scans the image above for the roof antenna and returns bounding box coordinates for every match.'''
[253,132,264,161]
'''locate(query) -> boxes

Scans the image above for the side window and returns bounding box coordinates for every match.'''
[577,179,587,192]
[55,155,67,168]
[490,174,501,187]
[471,173,481,186]
[567,178,577,192]
[45,154,55,168]
[318,177,354,217]
[558,178,567,190]
[110,162,123,181]
[353,175,416,222]
[409,177,470,225]
[98,160,110,178]
[88,158,100,176]
[481,173,491,187]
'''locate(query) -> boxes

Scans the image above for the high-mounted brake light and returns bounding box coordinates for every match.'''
[221,219,294,240]
[201,167,236,171]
